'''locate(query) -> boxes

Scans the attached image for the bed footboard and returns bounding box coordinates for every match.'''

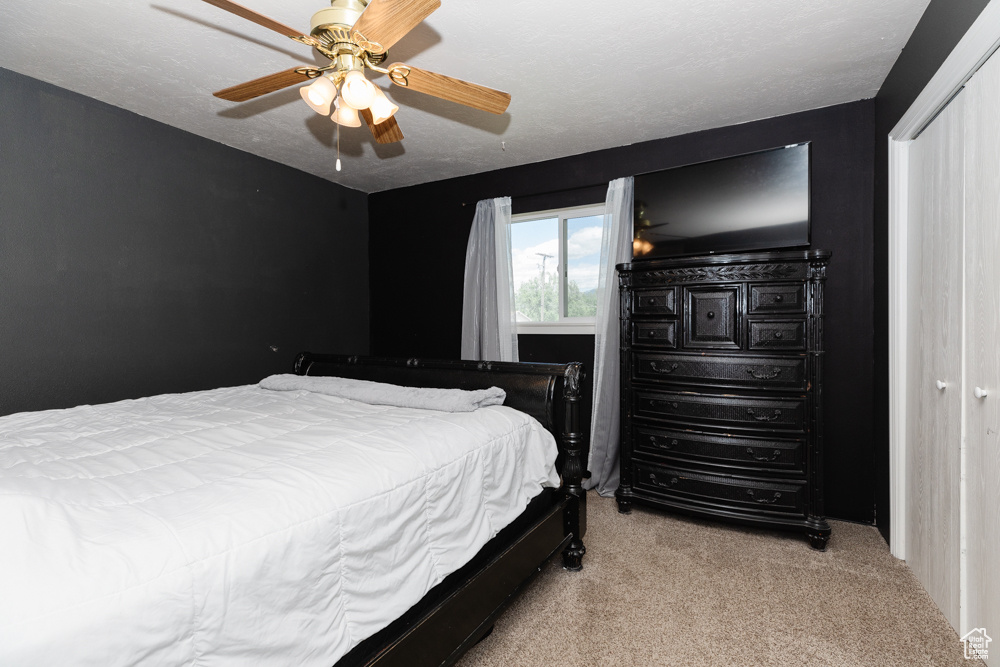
[555,360,587,571]
[293,353,587,570]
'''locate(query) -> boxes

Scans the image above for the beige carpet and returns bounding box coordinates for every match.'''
[456,492,966,667]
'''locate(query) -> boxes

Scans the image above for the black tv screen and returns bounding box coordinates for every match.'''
[632,143,810,260]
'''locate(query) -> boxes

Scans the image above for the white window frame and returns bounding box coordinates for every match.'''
[510,203,605,335]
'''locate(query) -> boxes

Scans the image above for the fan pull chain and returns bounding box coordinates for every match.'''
[336,120,342,172]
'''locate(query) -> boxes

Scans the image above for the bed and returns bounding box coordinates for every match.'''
[0,353,587,667]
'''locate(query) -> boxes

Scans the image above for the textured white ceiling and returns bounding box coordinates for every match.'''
[1,0,930,193]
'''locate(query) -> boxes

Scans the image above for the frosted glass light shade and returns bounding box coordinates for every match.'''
[368,87,398,125]
[300,76,337,115]
[331,98,361,127]
[340,70,376,110]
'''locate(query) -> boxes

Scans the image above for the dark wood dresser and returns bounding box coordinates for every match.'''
[615,250,831,549]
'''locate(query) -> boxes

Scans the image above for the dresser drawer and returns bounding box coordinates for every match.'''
[684,286,740,349]
[748,320,807,350]
[634,425,806,473]
[631,321,678,348]
[633,389,807,432]
[634,462,808,515]
[632,352,807,390]
[749,283,806,313]
[631,288,678,316]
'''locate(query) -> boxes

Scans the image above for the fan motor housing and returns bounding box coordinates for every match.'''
[310,0,367,34]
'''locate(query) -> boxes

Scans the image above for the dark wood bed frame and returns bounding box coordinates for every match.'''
[292,353,588,667]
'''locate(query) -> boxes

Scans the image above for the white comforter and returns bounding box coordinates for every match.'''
[0,384,559,666]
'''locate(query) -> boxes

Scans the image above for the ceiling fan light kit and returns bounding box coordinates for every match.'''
[332,98,362,127]
[203,0,511,165]
[340,69,377,110]
[368,87,399,124]
[300,75,338,114]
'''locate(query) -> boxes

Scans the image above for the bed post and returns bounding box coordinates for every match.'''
[560,362,587,571]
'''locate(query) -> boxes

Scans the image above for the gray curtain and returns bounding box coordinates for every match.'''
[461,197,517,362]
[585,177,634,495]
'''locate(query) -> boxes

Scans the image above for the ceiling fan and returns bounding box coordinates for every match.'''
[202,0,511,154]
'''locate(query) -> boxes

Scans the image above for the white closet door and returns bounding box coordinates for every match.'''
[963,46,1000,644]
[905,91,964,629]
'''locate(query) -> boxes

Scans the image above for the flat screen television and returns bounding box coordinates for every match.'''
[632,143,810,260]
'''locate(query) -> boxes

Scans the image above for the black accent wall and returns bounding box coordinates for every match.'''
[369,101,876,523]
[871,0,991,541]
[0,68,369,416]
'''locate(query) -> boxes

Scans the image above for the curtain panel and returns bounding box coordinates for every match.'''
[461,197,518,362]
[585,177,634,495]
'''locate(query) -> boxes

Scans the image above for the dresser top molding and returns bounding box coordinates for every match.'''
[618,249,832,273]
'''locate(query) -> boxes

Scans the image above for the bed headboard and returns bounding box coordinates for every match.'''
[293,353,587,482]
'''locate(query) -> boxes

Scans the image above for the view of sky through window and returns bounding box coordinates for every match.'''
[510,213,603,322]
[566,215,604,308]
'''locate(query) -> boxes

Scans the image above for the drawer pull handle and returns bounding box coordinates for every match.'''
[774,295,784,303]
[647,330,657,338]
[747,489,782,504]
[707,311,715,319]
[747,408,782,422]
[650,361,679,374]
[746,447,782,462]
[747,367,781,380]
[774,331,783,339]
[647,297,656,306]
[649,473,679,488]
[650,436,678,449]
[975,386,989,399]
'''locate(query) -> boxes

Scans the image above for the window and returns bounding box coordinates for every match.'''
[509,204,605,334]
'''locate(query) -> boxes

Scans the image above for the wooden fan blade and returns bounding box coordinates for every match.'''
[213,67,315,102]
[360,108,405,144]
[352,0,440,52]
[389,64,510,114]
[201,0,308,39]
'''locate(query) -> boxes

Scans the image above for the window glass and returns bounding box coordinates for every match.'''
[509,204,604,332]
[565,215,603,318]
[510,217,559,322]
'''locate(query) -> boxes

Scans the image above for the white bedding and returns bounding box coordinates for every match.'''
[0,383,559,666]
[259,374,508,412]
